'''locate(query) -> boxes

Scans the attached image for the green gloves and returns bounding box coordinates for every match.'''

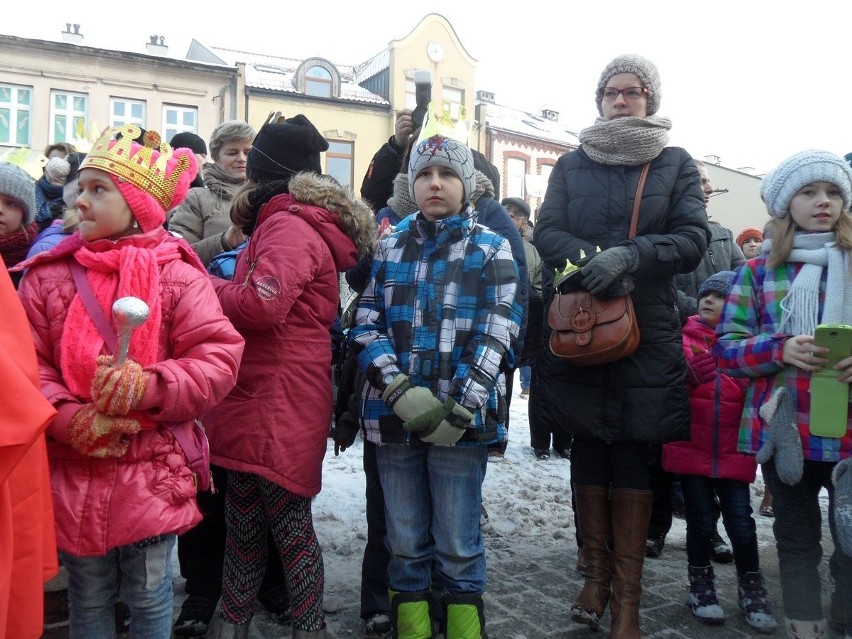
[580,246,638,295]
[409,398,474,445]
[383,374,445,422]
[382,374,474,445]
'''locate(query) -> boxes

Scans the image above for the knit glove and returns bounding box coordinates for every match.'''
[90,355,151,416]
[832,458,852,556]
[757,387,804,485]
[580,246,638,295]
[405,397,475,445]
[382,374,445,423]
[686,352,717,387]
[68,403,142,458]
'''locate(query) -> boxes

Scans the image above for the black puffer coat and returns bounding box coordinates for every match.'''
[532,146,710,444]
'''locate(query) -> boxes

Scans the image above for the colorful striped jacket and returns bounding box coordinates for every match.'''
[352,208,522,446]
[714,255,852,462]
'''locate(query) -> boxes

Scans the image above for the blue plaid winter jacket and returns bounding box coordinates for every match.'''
[352,208,522,445]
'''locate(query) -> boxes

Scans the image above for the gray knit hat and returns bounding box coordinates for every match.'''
[0,162,36,225]
[408,135,475,205]
[761,150,852,217]
[596,54,661,116]
[698,270,736,301]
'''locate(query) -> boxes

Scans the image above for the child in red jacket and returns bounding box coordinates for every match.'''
[663,271,776,632]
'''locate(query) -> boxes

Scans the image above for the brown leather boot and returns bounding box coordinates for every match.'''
[608,488,652,639]
[570,484,611,630]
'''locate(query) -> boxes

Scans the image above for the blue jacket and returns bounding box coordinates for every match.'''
[352,208,522,446]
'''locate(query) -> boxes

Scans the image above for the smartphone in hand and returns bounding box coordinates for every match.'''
[809,323,852,438]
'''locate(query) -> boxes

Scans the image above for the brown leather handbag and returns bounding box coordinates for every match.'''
[547,162,650,366]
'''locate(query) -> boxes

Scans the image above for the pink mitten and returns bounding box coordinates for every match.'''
[90,354,151,416]
[686,351,716,387]
[68,404,141,458]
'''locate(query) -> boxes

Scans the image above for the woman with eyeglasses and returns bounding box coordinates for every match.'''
[532,54,710,638]
[168,120,255,267]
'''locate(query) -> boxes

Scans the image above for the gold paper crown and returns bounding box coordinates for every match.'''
[81,124,190,210]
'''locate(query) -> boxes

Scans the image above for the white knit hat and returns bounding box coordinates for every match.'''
[760,149,852,217]
[408,135,475,204]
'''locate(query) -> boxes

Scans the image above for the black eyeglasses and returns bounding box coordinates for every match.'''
[598,87,649,102]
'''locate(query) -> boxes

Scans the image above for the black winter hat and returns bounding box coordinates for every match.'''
[247,113,328,184]
[169,132,207,156]
[698,270,736,301]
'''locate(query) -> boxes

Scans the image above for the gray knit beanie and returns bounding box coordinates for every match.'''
[0,162,36,225]
[596,54,661,116]
[760,149,852,217]
[698,270,736,301]
[408,135,475,205]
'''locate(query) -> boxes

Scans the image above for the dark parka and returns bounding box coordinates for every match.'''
[532,146,710,444]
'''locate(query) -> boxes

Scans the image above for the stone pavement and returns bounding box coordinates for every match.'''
[41,502,839,638]
[188,505,839,639]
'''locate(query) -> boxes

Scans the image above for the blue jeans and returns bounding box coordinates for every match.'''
[680,475,758,575]
[763,458,852,631]
[518,366,531,391]
[376,442,488,594]
[60,535,176,639]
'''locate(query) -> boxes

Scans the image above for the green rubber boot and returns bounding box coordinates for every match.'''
[442,593,485,639]
[389,590,432,639]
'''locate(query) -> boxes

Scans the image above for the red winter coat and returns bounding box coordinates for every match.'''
[663,315,756,482]
[206,173,371,498]
[16,236,244,557]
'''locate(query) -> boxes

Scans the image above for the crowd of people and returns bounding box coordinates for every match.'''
[1,50,851,639]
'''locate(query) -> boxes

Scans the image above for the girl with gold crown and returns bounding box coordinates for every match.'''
[14,124,244,638]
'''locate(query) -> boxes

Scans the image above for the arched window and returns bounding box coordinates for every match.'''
[294,59,340,99]
[305,66,332,98]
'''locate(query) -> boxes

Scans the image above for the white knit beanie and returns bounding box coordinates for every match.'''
[0,162,36,225]
[596,54,661,116]
[760,149,852,217]
[408,135,475,204]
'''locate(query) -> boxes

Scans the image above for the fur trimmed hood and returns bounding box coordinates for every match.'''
[286,172,376,260]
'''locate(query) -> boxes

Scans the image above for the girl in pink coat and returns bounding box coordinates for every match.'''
[15,125,244,639]
[663,271,775,632]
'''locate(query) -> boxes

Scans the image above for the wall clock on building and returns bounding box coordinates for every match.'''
[426,41,444,63]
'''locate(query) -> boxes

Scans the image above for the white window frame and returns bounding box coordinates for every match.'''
[110,97,146,128]
[506,157,527,199]
[50,90,87,145]
[0,83,32,146]
[162,105,198,141]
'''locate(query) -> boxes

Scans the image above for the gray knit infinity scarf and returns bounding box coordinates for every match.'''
[764,231,852,336]
[578,115,672,166]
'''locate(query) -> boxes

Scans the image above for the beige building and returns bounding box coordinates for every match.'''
[0,14,764,227]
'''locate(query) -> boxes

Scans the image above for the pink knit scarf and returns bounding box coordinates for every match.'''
[60,236,182,422]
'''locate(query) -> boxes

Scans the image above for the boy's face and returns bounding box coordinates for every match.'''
[0,194,25,235]
[698,291,725,328]
[413,165,465,221]
[76,168,138,242]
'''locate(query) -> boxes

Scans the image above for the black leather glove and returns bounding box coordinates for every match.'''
[580,246,638,295]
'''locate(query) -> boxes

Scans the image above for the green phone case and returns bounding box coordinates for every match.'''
[809,323,852,438]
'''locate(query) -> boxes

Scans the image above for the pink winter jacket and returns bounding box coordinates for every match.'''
[205,174,370,498]
[662,316,756,483]
[17,250,244,557]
